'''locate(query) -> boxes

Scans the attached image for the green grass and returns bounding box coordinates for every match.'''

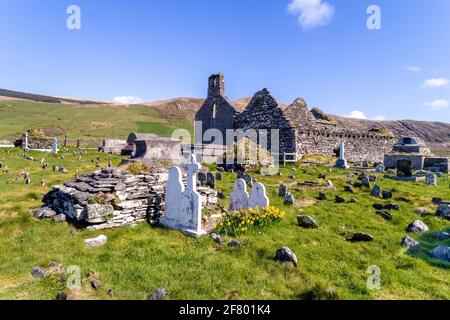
[0,147,448,300]
[0,100,194,143]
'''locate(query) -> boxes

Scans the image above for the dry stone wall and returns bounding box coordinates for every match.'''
[296,125,396,163]
[41,168,218,231]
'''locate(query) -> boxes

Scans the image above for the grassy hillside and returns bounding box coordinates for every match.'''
[0,100,194,143]
[0,148,448,300]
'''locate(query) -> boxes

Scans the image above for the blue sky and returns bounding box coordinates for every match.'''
[0,0,449,122]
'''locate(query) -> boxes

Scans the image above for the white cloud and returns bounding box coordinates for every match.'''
[113,96,143,104]
[421,78,449,88]
[288,0,335,30]
[372,115,386,121]
[404,65,422,72]
[346,110,367,119]
[424,99,449,111]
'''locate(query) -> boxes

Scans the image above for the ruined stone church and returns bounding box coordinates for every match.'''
[195,73,395,163]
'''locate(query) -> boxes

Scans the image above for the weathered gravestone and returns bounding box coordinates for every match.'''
[198,172,207,186]
[207,173,215,189]
[230,179,249,212]
[335,143,349,169]
[51,137,58,154]
[159,154,206,238]
[248,183,270,209]
[279,184,288,197]
[426,173,437,186]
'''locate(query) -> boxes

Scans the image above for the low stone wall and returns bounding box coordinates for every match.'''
[424,158,449,173]
[41,168,218,231]
[297,129,395,163]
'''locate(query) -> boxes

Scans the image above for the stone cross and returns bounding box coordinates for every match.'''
[249,182,270,209]
[52,137,58,154]
[230,179,250,212]
[160,153,206,238]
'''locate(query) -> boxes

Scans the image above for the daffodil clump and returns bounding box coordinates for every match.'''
[216,206,285,236]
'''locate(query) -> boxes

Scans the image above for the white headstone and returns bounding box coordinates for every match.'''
[426,173,437,186]
[249,182,270,209]
[52,137,58,154]
[159,153,206,238]
[23,132,29,149]
[230,179,249,212]
[335,142,349,169]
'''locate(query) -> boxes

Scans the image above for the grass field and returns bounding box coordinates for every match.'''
[0,147,448,300]
[0,100,194,143]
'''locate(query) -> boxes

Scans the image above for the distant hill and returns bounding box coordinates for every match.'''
[0,88,109,105]
[0,89,449,155]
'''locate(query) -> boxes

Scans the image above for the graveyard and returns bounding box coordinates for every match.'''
[0,143,448,300]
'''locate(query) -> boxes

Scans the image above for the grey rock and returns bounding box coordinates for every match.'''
[415,207,430,215]
[31,266,48,279]
[228,240,243,248]
[56,292,68,300]
[148,288,166,301]
[431,232,450,241]
[401,236,421,252]
[349,232,374,242]
[436,203,450,220]
[376,211,393,221]
[85,235,108,247]
[370,186,381,197]
[318,192,327,201]
[297,215,318,229]
[53,214,67,223]
[275,247,298,268]
[33,207,57,219]
[91,280,101,291]
[384,203,400,211]
[335,195,345,203]
[211,233,225,245]
[284,193,295,206]
[279,184,288,197]
[382,191,393,200]
[215,172,222,181]
[344,186,354,193]
[430,246,450,262]
[349,198,358,203]
[82,204,114,222]
[407,220,429,234]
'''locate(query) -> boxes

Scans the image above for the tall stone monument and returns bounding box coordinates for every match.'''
[51,137,58,154]
[23,132,29,150]
[335,143,349,169]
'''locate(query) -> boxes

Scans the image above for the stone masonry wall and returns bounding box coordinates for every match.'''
[297,126,396,163]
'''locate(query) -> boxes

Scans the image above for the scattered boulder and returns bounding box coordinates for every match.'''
[373,204,384,211]
[407,220,429,234]
[31,266,48,279]
[228,239,243,248]
[211,233,225,245]
[335,195,345,203]
[432,232,450,241]
[275,247,298,268]
[369,175,377,182]
[217,192,225,200]
[348,232,374,242]
[284,193,295,206]
[327,180,334,188]
[375,164,385,173]
[33,207,57,219]
[344,186,354,193]
[56,292,68,301]
[376,211,393,221]
[384,203,400,211]
[436,203,450,220]
[297,215,318,229]
[371,186,381,197]
[426,174,437,186]
[91,279,101,291]
[430,246,450,262]
[349,198,358,203]
[382,191,393,200]
[401,236,421,252]
[279,184,288,197]
[148,288,167,301]
[361,176,371,188]
[85,235,108,247]
[53,214,67,223]
[432,198,442,205]
[415,207,430,215]
[215,172,222,181]
[318,192,327,201]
